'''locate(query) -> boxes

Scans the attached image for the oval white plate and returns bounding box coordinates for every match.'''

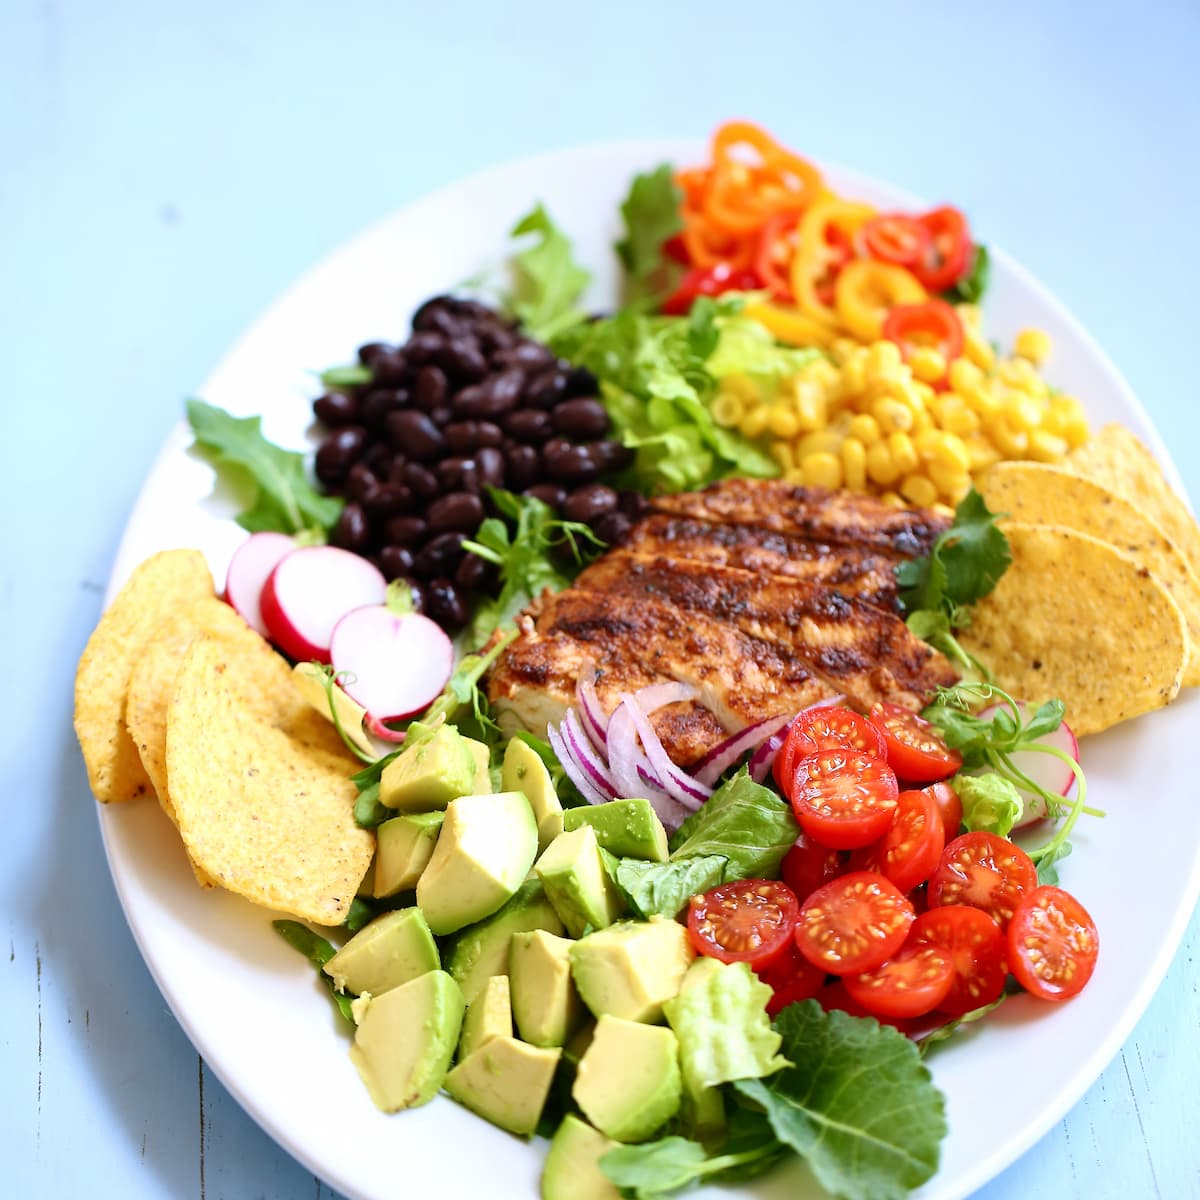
[97,139,1200,1200]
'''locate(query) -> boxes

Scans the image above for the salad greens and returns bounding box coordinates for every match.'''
[186,398,343,536]
[504,204,592,342]
[943,243,991,305]
[615,164,684,302]
[612,854,729,920]
[272,921,354,1024]
[955,773,1024,838]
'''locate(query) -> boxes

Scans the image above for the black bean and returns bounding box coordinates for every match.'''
[385,455,410,484]
[378,546,416,581]
[494,341,555,371]
[414,532,466,579]
[410,295,457,331]
[455,552,490,590]
[553,397,610,440]
[454,368,525,419]
[425,578,469,631]
[413,365,449,411]
[503,443,541,490]
[428,491,485,534]
[503,408,553,443]
[437,457,481,494]
[544,441,600,485]
[423,307,467,340]
[363,483,413,521]
[363,443,396,477]
[331,502,370,551]
[402,462,440,500]
[445,420,503,454]
[593,511,633,545]
[474,446,507,488]
[591,439,636,471]
[387,410,445,460]
[405,330,446,364]
[357,341,394,367]
[563,365,600,398]
[385,515,427,547]
[524,368,568,410]
[314,426,367,485]
[479,324,518,356]
[618,488,649,520]
[438,338,489,382]
[563,483,619,524]
[370,349,409,384]
[360,388,406,431]
[312,392,360,427]
[524,483,567,510]
[345,462,380,502]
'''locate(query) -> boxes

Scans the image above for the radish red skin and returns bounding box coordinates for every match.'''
[260,546,387,663]
[224,532,297,638]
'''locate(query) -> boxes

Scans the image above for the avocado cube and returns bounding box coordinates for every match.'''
[573,1014,682,1143]
[458,974,512,1060]
[417,791,538,936]
[373,812,444,897]
[503,737,564,850]
[541,1114,621,1200]
[323,907,438,997]
[535,826,624,938]
[379,724,475,812]
[444,1036,561,1137]
[570,916,695,1024]
[349,969,464,1112]
[509,930,583,1048]
[445,879,565,1004]
[463,738,493,795]
[563,799,669,862]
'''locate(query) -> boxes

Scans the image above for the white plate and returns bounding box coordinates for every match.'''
[97,139,1200,1200]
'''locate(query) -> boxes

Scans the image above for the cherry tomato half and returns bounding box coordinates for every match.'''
[912,205,972,292]
[928,830,1038,926]
[869,701,963,784]
[1007,885,1099,1001]
[755,942,828,1016]
[794,871,915,975]
[844,940,955,1020]
[910,904,1008,1016]
[687,878,800,969]
[922,780,963,841]
[773,705,888,793]
[789,749,900,850]
[780,834,846,902]
[851,787,946,893]
[661,262,762,315]
[859,214,933,270]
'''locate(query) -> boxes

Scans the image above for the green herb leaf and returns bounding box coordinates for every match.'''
[734,1002,946,1200]
[353,781,392,829]
[344,896,375,933]
[615,163,684,302]
[917,994,1008,1057]
[187,398,343,536]
[318,363,373,388]
[942,244,990,305]
[669,768,798,879]
[613,854,729,919]
[600,1130,784,1198]
[955,772,1024,837]
[1035,839,1072,886]
[505,204,591,342]
[272,920,355,1024]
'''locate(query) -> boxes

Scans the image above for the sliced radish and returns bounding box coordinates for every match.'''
[260,546,387,662]
[976,701,1079,825]
[330,605,454,721]
[224,532,297,637]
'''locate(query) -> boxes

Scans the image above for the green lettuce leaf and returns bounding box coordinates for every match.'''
[733,1002,946,1200]
[505,204,591,341]
[664,960,788,1092]
[612,855,729,919]
[186,398,343,536]
[615,163,684,302]
[955,772,1023,837]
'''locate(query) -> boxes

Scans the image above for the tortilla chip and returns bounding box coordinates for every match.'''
[978,461,1200,686]
[958,523,1188,736]
[75,549,214,803]
[1066,423,1200,582]
[166,633,372,924]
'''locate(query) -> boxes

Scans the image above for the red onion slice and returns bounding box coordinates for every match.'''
[576,675,610,752]
[748,719,793,783]
[619,694,709,808]
[693,713,794,788]
[604,703,646,799]
[635,764,693,831]
[631,681,699,714]
[562,709,619,798]
[547,721,611,806]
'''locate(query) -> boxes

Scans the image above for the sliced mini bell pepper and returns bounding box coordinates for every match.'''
[791,199,877,330]
[834,260,927,342]
[912,206,972,292]
[859,214,932,270]
[661,262,761,315]
[882,299,965,364]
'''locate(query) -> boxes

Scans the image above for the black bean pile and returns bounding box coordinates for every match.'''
[311,296,642,634]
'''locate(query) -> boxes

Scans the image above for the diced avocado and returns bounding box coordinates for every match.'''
[509,930,583,1048]
[446,878,565,1004]
[463,737,493,795]
[444,1035,561,1137]
[373,812,444,898]
[570,916,695,1024]
[573,1014,682,1142]
[541,1114,621,1200]
[563,799,669,862]
[535,826,624,938]
[323,907,438,996]
[348,969,463,1112]
[503,737,564,850]
[563,1019,596,1067]
[458,974,512,1060]
[417,791,538,936]
[379,724,475,812]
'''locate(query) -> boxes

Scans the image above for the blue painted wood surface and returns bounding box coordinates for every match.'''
[3,1,1198,1195]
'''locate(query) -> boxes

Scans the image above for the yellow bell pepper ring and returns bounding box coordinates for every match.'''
[791,199,877,331]
[834,260,927,342]
[743,301,837,348]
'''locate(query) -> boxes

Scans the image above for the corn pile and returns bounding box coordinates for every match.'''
[712,308,1089,511]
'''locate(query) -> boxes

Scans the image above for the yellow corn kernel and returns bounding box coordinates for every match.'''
[939,397,980,437]
[948,357,984,394]
[965,383,1003,421]
[909,406,935,436]
[880,490,906,508]
[887,431,919,476]
[891,377,926,416]
[956,303,983,330]
[829,337,859,365]
[865,440,899,486]
[866,339,904,374]
[1002,391,1044,433]
[1028,429,1070,462]
[908,346,948,385]
[900,473,939,508]
[767,403,801,439]
[928,460,972,502]
[964,329,996,370]
[990,418,1030,458]
[847,413,882,445]
[1050,392,1085,420]
[792,383,828,433]
[784,466,806,484]
[965,435,1003,471]
[795,430,844,459]
[804,358,842,391]
[720,372,759,406]
[873,396,914,435]
[841,436,868,490]
[739,405,770,440]
[997,357,1048,401]
[840,353,868,396]
[931,502,955,519]
[801,451,844,490]
[770,441,795,472]
[1014,327,1052,365]
[933,431,971,474]
[1063,415,1090,448]
[710,390,744,428]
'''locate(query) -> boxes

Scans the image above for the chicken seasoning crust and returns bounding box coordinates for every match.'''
[488,480,958,764]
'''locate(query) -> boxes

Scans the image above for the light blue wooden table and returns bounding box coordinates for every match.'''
[3,1,1197,1195]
